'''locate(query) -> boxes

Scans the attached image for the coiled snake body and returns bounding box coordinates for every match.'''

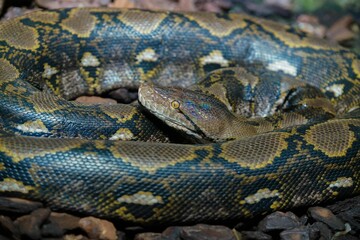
[0,8,359,225]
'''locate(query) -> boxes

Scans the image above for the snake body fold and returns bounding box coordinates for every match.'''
[0,8,359,225]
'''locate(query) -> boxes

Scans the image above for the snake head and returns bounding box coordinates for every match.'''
[138,82,255,142]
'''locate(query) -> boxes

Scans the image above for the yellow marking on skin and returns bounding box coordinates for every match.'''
[100,104,138,123]
[110,141,198,173]
[42,63,59,79]
[266,60,297,76]
[79,67,101,94]
[29,93,66,113]
[220,132,289,169]
[45,78,61,96]
[115,206,146,223]
[0,137,82,163]
[16,119,49,134]
[136,48,158,64]
[101,14,113,23]
[81,52,100,67]
[325,84,344,97]
[198,146,216,165]
[240,188,280,204]
[0,163,4,171]
[304,119,360,157]
[329,177,353,189]
[138,67,158,81]
[117,191,164,205]
[26,11,60,24]
[60,9,97,37]
[0,59,20,82]
[117,10,167,34]
[0,21,39,50]
[0,178,34,193]
[352,58,360,78]
[200,50,229,67]
[270,201,282,210]
[184,13,247,37]
[109,128,134,141]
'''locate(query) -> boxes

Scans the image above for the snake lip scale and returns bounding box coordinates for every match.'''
[0,8,359,225]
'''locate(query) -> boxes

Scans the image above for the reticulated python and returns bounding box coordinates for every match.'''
[0,8,359,225]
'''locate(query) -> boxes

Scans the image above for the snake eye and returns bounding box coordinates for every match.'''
[171,100,180,109]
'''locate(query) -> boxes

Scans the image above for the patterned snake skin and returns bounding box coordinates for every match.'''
[0,8,359,225]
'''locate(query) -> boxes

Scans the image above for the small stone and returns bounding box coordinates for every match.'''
[308,224,320,240]
[0,234,12,240]
[327,195,360,233]
[258,211,302,232]
[0,215,18,238]
[335,235,359,240]
[280,226,310,240]
[310,222,332,240]
[14,208,51,239]
[42,212,80,237]
[0,197,42,214]
[299,215,309,225]
[75,96,117,105]
[63,234,90,240]
[117,231,126,240]
[134,232,163,240]
[79,216,117,240]
[308,207,345,231]
[162,226,182,239]
[180,224,236,240]
[241,231,272,240]
[42,225,64,238]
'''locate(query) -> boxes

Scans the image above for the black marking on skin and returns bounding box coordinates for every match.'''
[176,107,211,141]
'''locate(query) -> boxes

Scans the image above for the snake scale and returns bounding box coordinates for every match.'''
[0,8,359,225]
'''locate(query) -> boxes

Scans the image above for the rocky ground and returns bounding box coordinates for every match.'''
[1,196,360,239]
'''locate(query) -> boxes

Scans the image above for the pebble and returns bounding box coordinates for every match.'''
[327,195,360,233]
[0,197,42,214]
[135,224,236,240]
[280,226,310,240]
[14,208,51,239]
[134,232,163,240]
[240,231,272,240]
[258,211,302,232]
[79,216,118,240]
[180,224,236,240]
[0,215,18,238]
[310,222,332,240]
[42,212,80,237]
[160,226,182,239]
[308,206,345,231]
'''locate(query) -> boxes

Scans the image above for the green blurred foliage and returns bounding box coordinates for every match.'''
[293,0,360,13]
